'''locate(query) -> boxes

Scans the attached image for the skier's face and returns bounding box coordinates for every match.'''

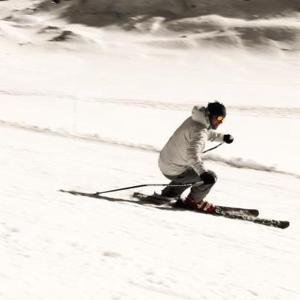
[210,115,224,129]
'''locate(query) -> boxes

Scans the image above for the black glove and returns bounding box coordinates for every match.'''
[223,134,234,144]
[200,171,217,184]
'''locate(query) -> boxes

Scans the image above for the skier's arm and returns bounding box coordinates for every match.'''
[207,129,224,142]
[186,128,208,175]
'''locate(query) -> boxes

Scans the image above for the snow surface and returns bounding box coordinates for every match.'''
[1,1,300,299]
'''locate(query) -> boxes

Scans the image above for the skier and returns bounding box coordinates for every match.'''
[158,101,234,212]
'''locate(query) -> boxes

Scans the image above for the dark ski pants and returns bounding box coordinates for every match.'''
[161,168,217,201]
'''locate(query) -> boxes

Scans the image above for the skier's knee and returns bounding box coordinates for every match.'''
[208,170,217,185]
[200,170,217,185]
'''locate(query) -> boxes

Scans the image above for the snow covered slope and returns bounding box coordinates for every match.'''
[1,123,299,300]
[0,1,300,299]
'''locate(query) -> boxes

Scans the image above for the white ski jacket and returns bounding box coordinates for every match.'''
[159,106,225,176]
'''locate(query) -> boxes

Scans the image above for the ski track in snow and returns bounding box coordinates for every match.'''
[0,87,299,179]
[1,88,300,117]
[1,118,299,180]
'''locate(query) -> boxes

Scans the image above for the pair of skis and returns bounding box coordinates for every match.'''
[59,189,289,229]
[132,192,290,229]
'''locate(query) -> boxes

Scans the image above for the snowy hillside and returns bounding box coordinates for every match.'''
[0,1,300,299]
[37,0,300,50]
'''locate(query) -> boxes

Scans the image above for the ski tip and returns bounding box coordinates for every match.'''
[59,189,81,196]
[280,221,290,229]
[59,189,77,194]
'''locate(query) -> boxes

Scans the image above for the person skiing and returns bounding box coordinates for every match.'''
[158,101,234,213]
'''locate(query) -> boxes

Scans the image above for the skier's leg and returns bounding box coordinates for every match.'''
[189,170,217,200]
[160,181,188,198]
[184,170,217,212]
[160,169,199,198]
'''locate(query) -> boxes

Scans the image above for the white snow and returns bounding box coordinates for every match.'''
[0,1,300,299]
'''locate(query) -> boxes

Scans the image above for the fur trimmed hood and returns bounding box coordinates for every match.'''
[191,106,210,128]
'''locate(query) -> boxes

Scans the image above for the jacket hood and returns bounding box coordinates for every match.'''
[191,106,210,128]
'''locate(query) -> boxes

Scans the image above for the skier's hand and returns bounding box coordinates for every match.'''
[223,134,234,144]
[200,171,217,185]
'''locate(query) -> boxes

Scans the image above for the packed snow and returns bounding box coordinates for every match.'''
[0,1,300,299]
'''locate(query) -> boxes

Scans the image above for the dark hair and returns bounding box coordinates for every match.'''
[207,101,226,117]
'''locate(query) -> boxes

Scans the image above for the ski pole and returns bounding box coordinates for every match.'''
[94,183,193,195]
[96,143,223,195]
[203,142,224,154]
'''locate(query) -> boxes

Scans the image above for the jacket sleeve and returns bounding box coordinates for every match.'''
[207,130,224,142]
[186,128,208,175]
